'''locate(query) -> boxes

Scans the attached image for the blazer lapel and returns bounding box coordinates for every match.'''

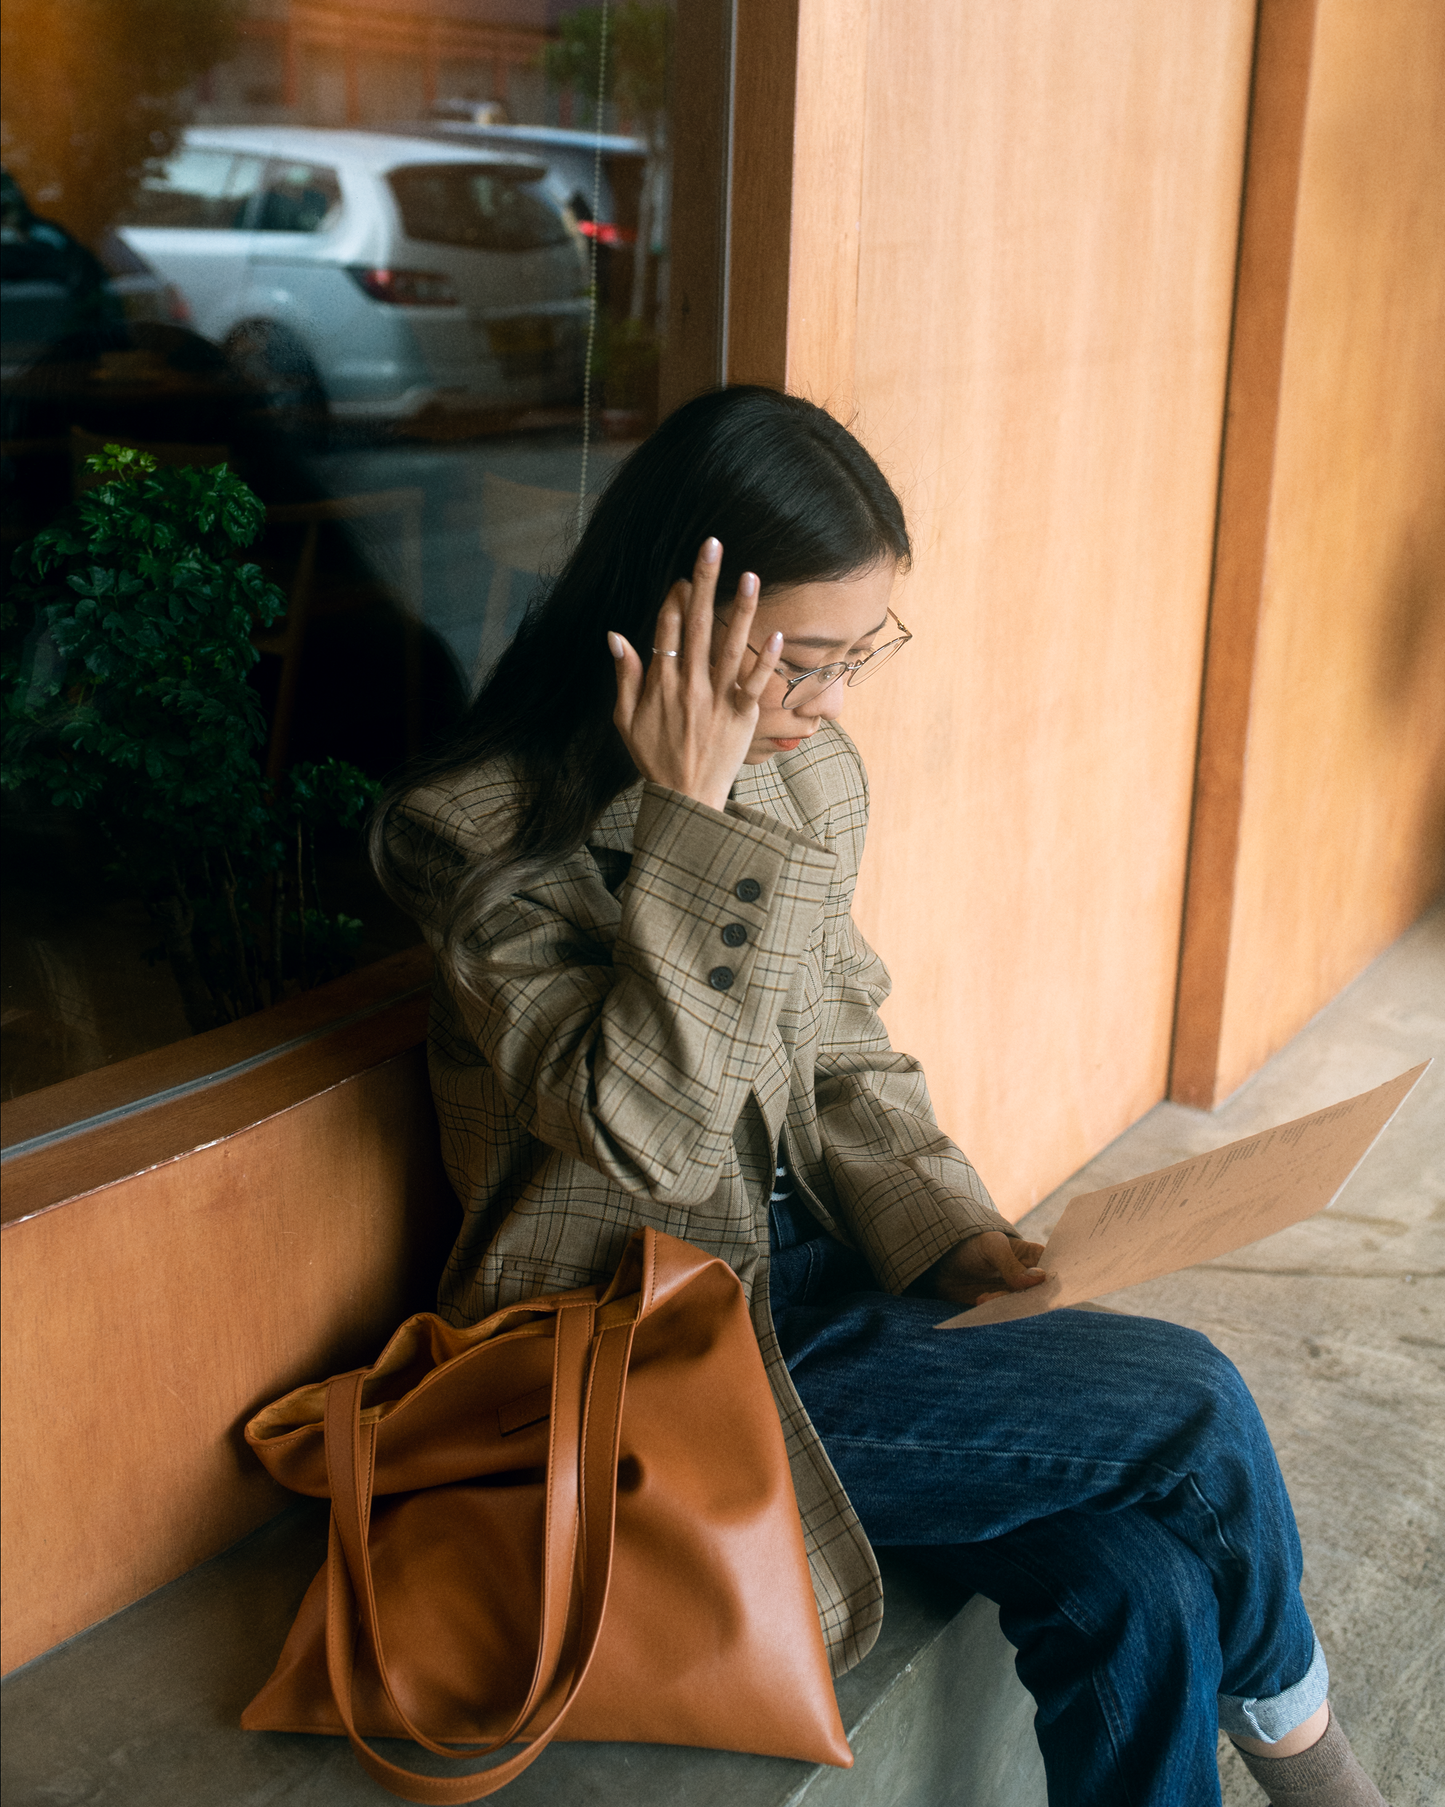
[733,753,809,835]
[732,757,821,1141]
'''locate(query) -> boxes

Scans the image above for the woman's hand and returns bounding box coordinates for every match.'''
[608,537,783,814]
[917,1232,1047,1307]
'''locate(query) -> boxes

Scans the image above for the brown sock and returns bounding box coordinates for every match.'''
[1231,1709,1385,1806]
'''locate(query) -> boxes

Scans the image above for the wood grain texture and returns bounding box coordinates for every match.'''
[790,1,1256,1214]
[1170,0,1320,1106]
[0,1043,457,1674]
[783,0,871,421]
[1204,0,1445,1100]
[726,0,800,388]
[657,0,733,414]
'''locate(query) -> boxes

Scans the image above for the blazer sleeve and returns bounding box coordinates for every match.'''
[812,914,1017,1294]
[403,780,836,1205]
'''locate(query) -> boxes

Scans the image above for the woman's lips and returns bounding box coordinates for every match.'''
[771,736,804,751]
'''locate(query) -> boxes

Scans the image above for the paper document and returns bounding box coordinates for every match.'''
[937,1062,1429,1330]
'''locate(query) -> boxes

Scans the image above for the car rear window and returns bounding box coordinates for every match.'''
[387,164,571,252]
[122,148,264,229]
[256,162,342,233]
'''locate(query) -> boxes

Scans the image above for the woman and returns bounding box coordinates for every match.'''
[375,387,1380,1807]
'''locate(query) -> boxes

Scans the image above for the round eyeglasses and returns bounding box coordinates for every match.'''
[750,609,913,708]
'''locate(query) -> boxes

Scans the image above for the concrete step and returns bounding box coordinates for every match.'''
[1,1502,1047,1806]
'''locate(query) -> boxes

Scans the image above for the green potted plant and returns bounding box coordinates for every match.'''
[2,444,380,1033]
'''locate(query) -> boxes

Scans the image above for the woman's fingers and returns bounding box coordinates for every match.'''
[736,626,783,707]
[991,1238,1046,1291]
[608,631,643,727]
[715,570,760,691]
[651,588,686,668]
[614,538,775,811]
[683,537,722,683]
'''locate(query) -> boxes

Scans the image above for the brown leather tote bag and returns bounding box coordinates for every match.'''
[241,1226,853,1802]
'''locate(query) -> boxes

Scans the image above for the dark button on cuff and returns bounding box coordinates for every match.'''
[734,878,762,902]
[708,965,735,991]
[720,922,748,948]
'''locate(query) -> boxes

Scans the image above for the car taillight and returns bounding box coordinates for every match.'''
[576,221,636,246]
[348,267,459,306]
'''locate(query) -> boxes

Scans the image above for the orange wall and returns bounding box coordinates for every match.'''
[767,1,1257,1214]
[1193,0,1445,1101]
[0,1041,455,1675]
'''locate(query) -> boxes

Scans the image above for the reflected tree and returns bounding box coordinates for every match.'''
[0,0,239,246]
[2,447,379,1032]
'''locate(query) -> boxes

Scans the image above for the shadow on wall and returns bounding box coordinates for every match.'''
[1376,497,1445,704]
[1376,499,1445,887]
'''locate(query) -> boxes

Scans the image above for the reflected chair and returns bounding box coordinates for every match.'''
[475,471,577,682]
[256,487,425,781]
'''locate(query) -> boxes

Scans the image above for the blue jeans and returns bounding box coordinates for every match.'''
[768,1194,1327,1807]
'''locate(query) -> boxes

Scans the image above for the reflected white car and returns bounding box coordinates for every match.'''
[114,126,591,430]
[411,111,649,244]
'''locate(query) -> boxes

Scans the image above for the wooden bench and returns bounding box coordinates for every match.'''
[0,949,1046,1805]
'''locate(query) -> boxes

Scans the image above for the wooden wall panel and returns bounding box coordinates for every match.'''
[1170,0,1319,1106]
[657,0,734,414]
[784,1,1256,1214]
[777,0,871,418]
[726,0,800,389]
[1184,0,1445,1102]
[0,1044,456,1674]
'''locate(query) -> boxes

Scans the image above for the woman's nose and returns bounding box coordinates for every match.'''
[797,674,847,723]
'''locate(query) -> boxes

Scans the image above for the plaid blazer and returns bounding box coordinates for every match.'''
[396,721,1011,1675]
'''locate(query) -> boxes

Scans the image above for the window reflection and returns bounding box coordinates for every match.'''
[127,148,268,232]
[1,0,722,1105]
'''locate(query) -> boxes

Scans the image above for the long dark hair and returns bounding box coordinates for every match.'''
[372,385,910,988]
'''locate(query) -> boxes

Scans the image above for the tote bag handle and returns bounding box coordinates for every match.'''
[322,1300,636,1804]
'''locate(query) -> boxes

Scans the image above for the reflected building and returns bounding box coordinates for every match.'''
[203,1,558,132]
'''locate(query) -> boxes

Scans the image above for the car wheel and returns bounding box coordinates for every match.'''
[226,321,328,447]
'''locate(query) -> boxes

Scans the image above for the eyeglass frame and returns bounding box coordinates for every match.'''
[745,607,913,706]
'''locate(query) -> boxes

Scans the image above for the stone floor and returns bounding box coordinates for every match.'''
[1015,901,1445,1807]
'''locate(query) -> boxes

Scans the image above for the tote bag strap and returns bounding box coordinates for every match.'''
[323,1302,636,1803]
[326,1302,593,1761]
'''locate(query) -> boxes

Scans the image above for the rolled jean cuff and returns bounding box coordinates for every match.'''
[1218,1634,1329,1743]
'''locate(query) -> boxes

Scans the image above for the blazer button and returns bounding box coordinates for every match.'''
[721,922,748,948]
[734,878,761,902]
[708,965,735,991]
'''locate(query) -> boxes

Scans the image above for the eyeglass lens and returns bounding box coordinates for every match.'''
[785,634,907,705]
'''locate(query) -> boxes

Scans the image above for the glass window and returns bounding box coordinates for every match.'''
[1,0,731,1117]
[122,148,265,230]
[388,164,572,252]
[255,161,343,234]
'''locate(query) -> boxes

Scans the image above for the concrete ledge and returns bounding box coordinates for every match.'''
[0,1504,1046,1806]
